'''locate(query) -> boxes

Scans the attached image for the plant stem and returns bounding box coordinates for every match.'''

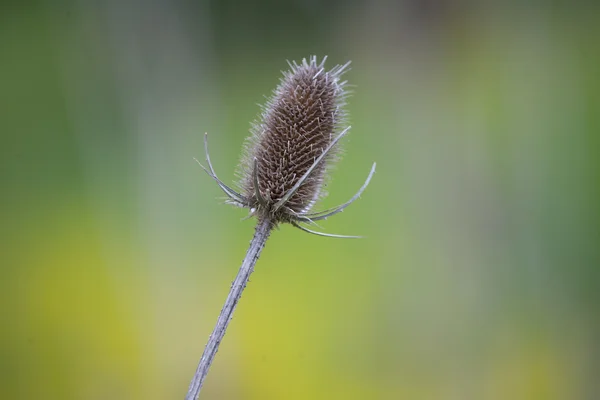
[185,217,273,400]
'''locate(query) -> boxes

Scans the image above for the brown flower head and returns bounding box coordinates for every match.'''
[197,56,375,238]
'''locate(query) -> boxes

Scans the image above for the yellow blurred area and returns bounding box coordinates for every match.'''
[1,1,598,399]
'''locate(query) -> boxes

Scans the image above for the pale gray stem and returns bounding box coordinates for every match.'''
[185,217,272,399]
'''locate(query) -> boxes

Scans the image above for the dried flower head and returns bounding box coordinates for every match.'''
[196,56,375,238]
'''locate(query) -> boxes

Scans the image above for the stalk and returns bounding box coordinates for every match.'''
[185,218,272,399]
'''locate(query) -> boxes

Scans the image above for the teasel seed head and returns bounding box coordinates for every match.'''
[196,56,376,238]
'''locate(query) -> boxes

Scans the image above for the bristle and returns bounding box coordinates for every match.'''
[239,56,350,223]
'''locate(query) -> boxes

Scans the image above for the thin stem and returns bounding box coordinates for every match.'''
[185,218,273,400]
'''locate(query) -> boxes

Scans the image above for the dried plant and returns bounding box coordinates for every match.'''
[185,56,375,399]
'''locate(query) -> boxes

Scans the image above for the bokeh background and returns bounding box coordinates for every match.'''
[1,1,599,399]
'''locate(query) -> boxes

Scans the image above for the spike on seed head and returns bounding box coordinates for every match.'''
[198,56,375,237]
[239,56,350,223]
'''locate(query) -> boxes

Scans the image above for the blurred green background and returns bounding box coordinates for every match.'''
[1,1,599,399]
